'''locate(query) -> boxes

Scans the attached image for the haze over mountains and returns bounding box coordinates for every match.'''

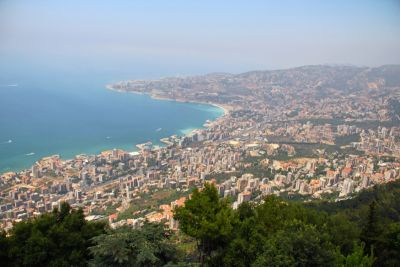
[113,65,400,97]
[112,64,400,122]
[1,1,400,266]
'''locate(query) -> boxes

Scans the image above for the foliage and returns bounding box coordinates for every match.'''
[205,171,241,184]
[216,196,343,267]
[2,180,400,267]
[173,183,237,265]
[89,222,178,267]
[174,182,400,267]
[0,230,11,267]
[339,242,375,267]
[308,180,400,266]
[3,202,106,267]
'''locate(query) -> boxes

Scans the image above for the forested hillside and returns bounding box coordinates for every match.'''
[1,180,399,267]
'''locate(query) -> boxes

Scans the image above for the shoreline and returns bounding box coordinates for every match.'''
[106,83,230,140]
[1,85,229,175]
[106,84,231,116]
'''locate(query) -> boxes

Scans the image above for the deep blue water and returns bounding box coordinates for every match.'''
[0,62,223,173]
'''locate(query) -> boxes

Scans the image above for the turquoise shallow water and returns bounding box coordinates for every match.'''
[0,63,223,173]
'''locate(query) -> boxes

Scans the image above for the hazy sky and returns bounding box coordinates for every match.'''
[1,0,399,74]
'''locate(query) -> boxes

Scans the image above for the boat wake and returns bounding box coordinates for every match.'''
[25,152,35,156]
[0,84,18,88]
[155,128,162,132]
[1,139,12,144]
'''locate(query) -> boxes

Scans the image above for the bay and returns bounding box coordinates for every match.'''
[0,62,223,173]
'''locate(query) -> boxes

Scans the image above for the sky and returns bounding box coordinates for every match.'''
[0,0,399,74]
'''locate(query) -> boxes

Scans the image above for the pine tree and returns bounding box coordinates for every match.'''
[361,201,381,253]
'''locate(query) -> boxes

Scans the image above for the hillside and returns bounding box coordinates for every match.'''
[1,180,399,266]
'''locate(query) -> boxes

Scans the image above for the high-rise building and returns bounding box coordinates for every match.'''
[31,164,40,178]
[341,178,354,196]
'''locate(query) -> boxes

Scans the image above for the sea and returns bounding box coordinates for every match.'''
[0,60,224,173]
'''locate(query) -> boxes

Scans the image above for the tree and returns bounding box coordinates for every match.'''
[0,230,12,267]
[361,201,381,252]
[339,242,375,267]
[89,222,178,267]
[218,196,346,267]
[173,183,237,266]
[373,222,400,267]
[251,221,340,267]
[6,202,106,266]
[327,214,360,254]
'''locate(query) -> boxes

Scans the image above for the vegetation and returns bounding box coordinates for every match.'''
[1,181,400,266]
[174,184,237,266]
[307,180,400,267]
[174,181,400,266]
[90,223,178,266]
[0,202,106,267]
[205,171,241,184]
[118,188,193,220]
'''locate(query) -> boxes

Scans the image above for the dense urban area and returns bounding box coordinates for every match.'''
[2,65,399,227]
[1,65,400,266]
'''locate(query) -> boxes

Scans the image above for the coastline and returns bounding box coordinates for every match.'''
[106,83,229,140]
[105,83,233,151]
[106,84,231,116]
[105,84,233,148]
[1,85,228,175]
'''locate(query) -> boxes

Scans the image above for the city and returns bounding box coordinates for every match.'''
[1,65,399,231]
[1,1,400,265]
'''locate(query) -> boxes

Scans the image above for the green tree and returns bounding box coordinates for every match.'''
[373,222,400,267]
[6,202,106,266]
[251,221,340,267]
[173,183,237,266]
[327,214,360,254]
[219,196,345,267]
[339,242,375,267]
[0,230,12,267]
[89,222,178,266]
[361,201,381,252]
